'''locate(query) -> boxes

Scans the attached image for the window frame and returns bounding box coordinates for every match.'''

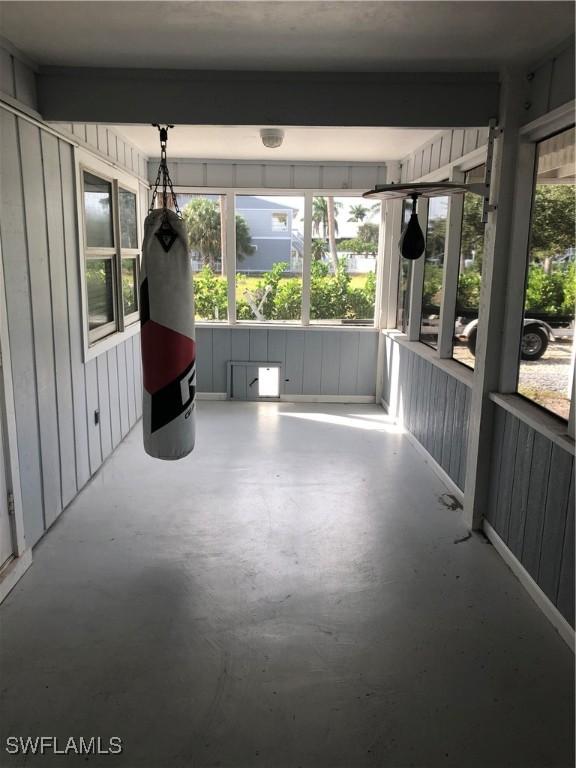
[118,184,140,327]
[174,186,383,329]
[512,123,576,427]
[270,211,289,232]
[389,146,487,388]
[495,104,575,439]
[76,149,142,360]
[419,188,450,350]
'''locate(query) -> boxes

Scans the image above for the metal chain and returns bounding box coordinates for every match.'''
[149,124,181,218]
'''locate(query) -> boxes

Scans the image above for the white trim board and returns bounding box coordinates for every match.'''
[403,426,464,504]
[197,393,375,404]
[0,549,33,604]
[280,394,375,404]
[196,322,379,333]
[483,520,575,652]
[380,398,464,503]
[490,393,574,456]
[383,331,474,389]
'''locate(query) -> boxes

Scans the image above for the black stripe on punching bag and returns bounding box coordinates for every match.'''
[150,360,196,433]
[140,277,150,325]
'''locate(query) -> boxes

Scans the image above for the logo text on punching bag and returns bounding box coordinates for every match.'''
[150,361,196,433]
[180,367,196,406]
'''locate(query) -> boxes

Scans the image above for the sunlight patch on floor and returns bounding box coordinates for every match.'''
[278,411,405,433]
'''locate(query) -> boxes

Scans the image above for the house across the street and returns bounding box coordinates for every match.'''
[236,195,302,273]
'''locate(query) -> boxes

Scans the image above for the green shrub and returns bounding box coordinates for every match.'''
[525,264,575,315]
[456,267,482,311]
[193,266,228,320]
[422,264,443,311]
[273,279,302,320]
[193,261,377,323]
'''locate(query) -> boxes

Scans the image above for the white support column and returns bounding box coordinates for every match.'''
[301,191,313,326]
[374,161,401,331]
[407,197,428,341]
[463,68,525,530]
[374,202,388,329]
[498,140,537,391]
[224,192,237,324]
[438,170,465,358]
[385,198,404,330]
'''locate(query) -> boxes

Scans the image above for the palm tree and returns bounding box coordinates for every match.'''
[312,197,342,271]
[348,204,369,223]
[369,202,381,219]
[312,196,329,238]
[182,198,254,272]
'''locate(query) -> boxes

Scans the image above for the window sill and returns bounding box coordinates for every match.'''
[196,322,378,332]
[84,321,140,362]
[382,331,474,388]
[489,392,575,456]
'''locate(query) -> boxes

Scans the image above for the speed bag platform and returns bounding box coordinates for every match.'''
[140,209,196,460]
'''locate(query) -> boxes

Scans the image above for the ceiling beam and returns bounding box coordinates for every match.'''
[38,68,500,128]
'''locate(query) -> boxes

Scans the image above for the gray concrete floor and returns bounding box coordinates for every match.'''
[0,403,574,768]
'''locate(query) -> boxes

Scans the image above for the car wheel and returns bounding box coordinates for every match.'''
[466,328,477,355]
[521,327,548,360]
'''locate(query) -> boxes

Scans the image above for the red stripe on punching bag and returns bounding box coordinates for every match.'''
[141,320,196,395]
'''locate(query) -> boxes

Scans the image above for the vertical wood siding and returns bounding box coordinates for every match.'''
[382,338,471,490]
[400,127,489,183]
[1,44,147,182]
[155,160,387,190]
[523,40,575,125]
[195,327,378,397]
[0,46,38,110]
[486,405,575,628]
[0,108,143,547]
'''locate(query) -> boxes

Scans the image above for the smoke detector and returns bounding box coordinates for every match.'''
[260,128,284,149]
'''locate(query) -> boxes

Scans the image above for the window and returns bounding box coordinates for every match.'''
[453,164,486,368]
[396,199,413,332]
[172,190,381,327]
[517,127,575,421]
[420,195,449,347]
[81,169,140,345]
[119,188,139,324]
[310,196,379,325]
[271,212,288,232]
[177,193,228,321]
[235,195,304,322]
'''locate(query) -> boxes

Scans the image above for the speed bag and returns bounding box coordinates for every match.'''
[140,209,196,460]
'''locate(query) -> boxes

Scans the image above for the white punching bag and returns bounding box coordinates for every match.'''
[140,207,196,460]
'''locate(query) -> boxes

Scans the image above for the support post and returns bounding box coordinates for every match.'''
[407,197,428,341]
[375,162,400,404]
[374,161,401,330]
[463,68,525,529]
[301,191,313,326]
[438,169,465,358]
[224,192,236,324]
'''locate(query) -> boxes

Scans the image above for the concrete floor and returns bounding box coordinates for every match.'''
[0,403,573,768]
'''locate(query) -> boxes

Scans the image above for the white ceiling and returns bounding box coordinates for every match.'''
[113,124,440,162]
[1,1,573,71]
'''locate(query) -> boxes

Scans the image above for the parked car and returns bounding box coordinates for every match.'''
[455,317,574,360]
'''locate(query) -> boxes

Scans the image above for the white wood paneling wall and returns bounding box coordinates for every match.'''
[151,159,388,191]
[400,127,490,183]
[523,39,575,126]
[0,40,38,111]
[0,105,144,547]
[195,327,378,397]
